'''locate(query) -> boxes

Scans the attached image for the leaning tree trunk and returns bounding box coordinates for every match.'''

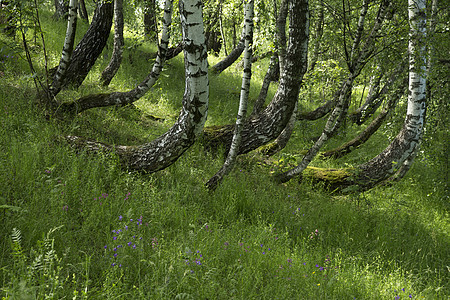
[321,77,406,159]
[258,102,297,156]
[355,0,427,188]
[56,0,173,115]
[250,53,279,116]
[66,0,209,173]
[50,0,78,96]
[250,0,287,117]
[279,0,427,192]
[349,61,406,125]
[210,27,245,75]
[59,0,114,90]
[206,0,254,191]
[203,0,309,156]
[276,0,390,183]
[100,0,124,86]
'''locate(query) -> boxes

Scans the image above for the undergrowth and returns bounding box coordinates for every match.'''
[0,4,448,300]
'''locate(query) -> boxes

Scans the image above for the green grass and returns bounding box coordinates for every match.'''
[0,7,448,300]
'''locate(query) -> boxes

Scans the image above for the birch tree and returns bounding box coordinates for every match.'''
[57,0,173,114]
[58,0,114,89]
[100,0,124,86]
[276,0,392,183]
[65,0,209,174]
[277,0,427,191]
[206,0,254,191]
[203,0,309,157]
[50,0,78,96]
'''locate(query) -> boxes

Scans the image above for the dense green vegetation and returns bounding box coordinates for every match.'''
[0,2,448,299]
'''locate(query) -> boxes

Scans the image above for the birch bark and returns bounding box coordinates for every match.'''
[66,0,209,174]
[50,0,78,96]
[100,0,124,86]
[203,0,309,156]
[57,0,173,114]
[206,0,254,191]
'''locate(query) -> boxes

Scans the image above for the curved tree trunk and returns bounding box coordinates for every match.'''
[250,53,279,116]
[258,102,297,156]
[66,0,209,174]
[100,0,124,86]
[50,0,78,96]
[250,0,287,117]
[276,0,391,183]
[322,76,407,159]
[206,0,254,191]
[203,0,309,156]
[349,61,407,125]
[297,98,336,120]
[59,0,114,90]
[283,0,427,192]
[355,0,427,188]
[56,0,173,115]
[210,27,245,75]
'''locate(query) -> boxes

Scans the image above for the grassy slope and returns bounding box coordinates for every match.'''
[0,7,448,299]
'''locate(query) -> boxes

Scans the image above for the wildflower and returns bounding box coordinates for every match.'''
[119,215,123,221]
[113,236,117,240]
[104,245,107,249]
[128,242,132,246]
[113,253,117,258]
[132,244,136,249]
[287,259,292,263]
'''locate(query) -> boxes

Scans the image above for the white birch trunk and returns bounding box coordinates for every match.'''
[206,0,254,191]
[276,0,391,183]
[66,0,209,174]
[57,0,173,114]
[51,0,78,95]
[100,0,124,86]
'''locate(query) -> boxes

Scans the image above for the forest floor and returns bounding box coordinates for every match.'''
[0,7,448,299]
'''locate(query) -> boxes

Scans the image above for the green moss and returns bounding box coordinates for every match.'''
[303,166,356,192]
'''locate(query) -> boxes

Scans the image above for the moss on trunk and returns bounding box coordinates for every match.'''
[301,167,356,192]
